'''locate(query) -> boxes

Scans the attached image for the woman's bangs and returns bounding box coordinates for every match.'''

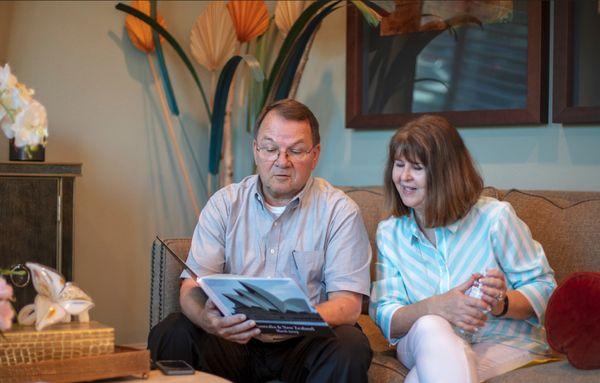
[393,139,425,165]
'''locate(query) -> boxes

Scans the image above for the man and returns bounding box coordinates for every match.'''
[149,99,372,382]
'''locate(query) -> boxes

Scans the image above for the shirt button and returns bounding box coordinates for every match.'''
[270,249,275,254]
[274,222,278,226]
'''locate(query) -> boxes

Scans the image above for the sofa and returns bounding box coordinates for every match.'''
[150,186,600,382]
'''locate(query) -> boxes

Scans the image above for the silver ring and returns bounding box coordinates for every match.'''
[10,264,30,288]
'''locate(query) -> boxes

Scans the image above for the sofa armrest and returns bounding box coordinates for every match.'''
[149,237,192,330]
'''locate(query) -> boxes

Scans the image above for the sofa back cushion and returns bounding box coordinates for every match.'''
[499,189,600,283]
[149,188,600,328]
[341,187,386,281]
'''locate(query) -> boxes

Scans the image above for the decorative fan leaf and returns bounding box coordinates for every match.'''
[116,2,212,119]
[262,0,340,106]
[190,1,238,72]
[246,21,278,133]
[271,2,339,102]
[209,55,242,175]
[360,0,391,17]
[124,0,167,53]
[241,54,265,83]
[350,0,382,27]
[274,1,310,37]
[150,0,179,116]
[227,0,270,43]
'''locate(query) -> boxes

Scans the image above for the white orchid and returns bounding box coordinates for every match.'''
[13,100,48,147]
[0,63,17,89]
[0,63,48,149]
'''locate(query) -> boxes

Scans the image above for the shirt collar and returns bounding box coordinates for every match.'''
[408,209,421,246]
[446,219,461,234]
[407,208,463,245]
[253,176,314,210]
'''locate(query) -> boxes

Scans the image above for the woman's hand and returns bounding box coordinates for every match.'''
[428,274,490,333]
[479,269,508,316]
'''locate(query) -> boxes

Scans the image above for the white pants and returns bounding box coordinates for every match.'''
[396,315,533,383]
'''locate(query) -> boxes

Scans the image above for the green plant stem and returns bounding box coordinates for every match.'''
[0,98,15,122]
[0,269,26,276]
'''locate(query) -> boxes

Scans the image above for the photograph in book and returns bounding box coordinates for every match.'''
[198,275,334,337]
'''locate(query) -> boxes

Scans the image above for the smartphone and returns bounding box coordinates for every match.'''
[156,360,195,375]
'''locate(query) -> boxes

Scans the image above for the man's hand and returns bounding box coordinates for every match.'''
[198,299,260,344]
[180,278,260,344]
[428,274,490,333]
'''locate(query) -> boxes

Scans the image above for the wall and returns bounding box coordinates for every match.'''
[0,2,14,63]
[2,1,600,344]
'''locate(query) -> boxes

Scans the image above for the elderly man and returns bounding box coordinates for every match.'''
[148,99,372,382]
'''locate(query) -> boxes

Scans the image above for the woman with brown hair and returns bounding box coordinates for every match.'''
[370,115,556,382]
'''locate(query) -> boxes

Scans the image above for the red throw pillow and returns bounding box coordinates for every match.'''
[545,272,600,370]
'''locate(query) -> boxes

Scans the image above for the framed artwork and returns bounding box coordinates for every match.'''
[346,1,549,129]
[553,0,600,124]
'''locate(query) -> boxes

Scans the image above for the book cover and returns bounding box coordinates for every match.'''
[199,275,334,338]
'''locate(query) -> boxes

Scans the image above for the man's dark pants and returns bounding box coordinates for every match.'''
[148,313,373,383]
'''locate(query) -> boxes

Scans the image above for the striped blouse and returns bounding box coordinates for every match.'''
[369,197,557,354]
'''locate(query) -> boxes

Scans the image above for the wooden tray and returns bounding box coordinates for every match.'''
[0,346,150,383]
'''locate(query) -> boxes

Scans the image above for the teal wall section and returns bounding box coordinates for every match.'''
[232,6,600,190]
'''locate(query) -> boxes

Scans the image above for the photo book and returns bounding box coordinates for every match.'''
[156,236,334,338]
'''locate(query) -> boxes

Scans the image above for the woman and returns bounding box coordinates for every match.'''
[370,115,556,382]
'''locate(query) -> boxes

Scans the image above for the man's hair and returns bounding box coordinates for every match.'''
[253,99,320,146]
[384,115,483,227]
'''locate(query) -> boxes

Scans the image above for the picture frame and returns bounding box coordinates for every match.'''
[553,0,600,124]
[346,1,549,129]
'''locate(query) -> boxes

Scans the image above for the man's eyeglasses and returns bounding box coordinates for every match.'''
[255,144,316,162]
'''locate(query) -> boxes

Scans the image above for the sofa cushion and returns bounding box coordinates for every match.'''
[500,190,600,283]
[369,350,408,383]
[545,272,600,370]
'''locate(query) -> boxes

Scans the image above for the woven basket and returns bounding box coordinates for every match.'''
[0,321,114,366]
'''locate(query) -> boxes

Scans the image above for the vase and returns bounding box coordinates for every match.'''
[9,139,45,161]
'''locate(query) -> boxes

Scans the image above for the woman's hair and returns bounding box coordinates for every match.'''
[384,115,483,227]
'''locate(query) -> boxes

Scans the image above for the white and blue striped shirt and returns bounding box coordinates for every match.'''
[370,197,556,354]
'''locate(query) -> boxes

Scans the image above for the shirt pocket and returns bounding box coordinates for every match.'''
[292,250,325,299]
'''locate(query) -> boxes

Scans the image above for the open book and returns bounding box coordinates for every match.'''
[156,236,334,338]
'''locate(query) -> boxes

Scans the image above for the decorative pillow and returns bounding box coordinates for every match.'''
[545,272,600,370]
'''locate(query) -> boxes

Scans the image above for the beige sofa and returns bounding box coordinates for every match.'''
[150,187,600,382]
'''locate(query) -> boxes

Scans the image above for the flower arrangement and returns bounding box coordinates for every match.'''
[116,0,382,199]
[0,64,48,159]
[0,276,15,332]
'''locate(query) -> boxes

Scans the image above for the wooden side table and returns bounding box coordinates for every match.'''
[103,370,231,382]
